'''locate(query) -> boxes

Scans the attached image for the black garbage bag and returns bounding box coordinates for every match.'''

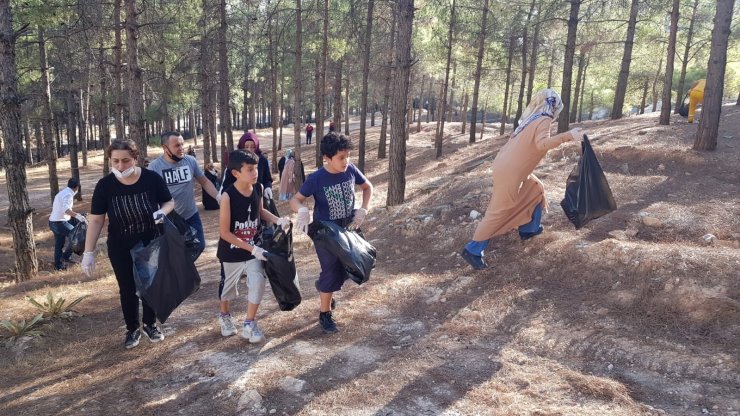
[65,221,87,256]
[308,220,376,285]
[165,211,203,261]
[130,219,201,323]
[264,224,301,311]
[560,135,617,229]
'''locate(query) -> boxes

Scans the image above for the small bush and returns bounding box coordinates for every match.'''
[26,292,89,320]
[1,314,44,346]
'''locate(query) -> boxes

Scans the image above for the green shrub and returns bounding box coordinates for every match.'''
[1,314,44,346]
[26,292,89,320]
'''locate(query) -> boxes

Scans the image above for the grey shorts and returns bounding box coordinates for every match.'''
[220,259,267,304]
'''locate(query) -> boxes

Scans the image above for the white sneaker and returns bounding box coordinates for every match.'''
[218,314,237,337]
[241,321,264,343]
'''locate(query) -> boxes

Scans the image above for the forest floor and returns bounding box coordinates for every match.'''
[0,106,739,416]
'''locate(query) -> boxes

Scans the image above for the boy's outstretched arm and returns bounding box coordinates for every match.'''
[359,180,373,211]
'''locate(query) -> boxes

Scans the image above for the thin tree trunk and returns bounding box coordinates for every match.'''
[469,0,489,144]
[114,0,126,140]
[98,45,111,175]
[547,47,556,88]
[125,0,146,162]
[589,90,594,120]
[526,5,540,104]
[515,1,535,128]
[639,79,649,115]
[315,0,329,167]
[461,91,468,134]
[416,74,425,134]
[22,116,32,163]
[79,88,88,169]
[344,75,350,135]
[435,0,455,159]
[501,36,515,136]
[387,0,414,206]
[659,0,680,125]
[358,0,374,170]
[611,0,639,120]
[38,27,59,200]
[333,60,342,129]
[447,61,456,124]
[378,12,396,160]
[557,0,581,133]
[66,92,81,201]
[1,5,39,280]
[570,53,585,123]
[694,0,735,150]
[675,0,700,113]
[651,55,663,112]
[480,99,487,141]
[268,15,279,172]
[292,0,303,160]
[200,0,212,164]
[218,0,233,150]
[577,56,589,121]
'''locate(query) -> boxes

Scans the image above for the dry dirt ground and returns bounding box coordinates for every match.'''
[0,106,738,416]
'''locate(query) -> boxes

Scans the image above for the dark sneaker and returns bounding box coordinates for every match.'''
[142,324,165,343]
[124,329,141,349]
[519,225,544,241]
[319,311,339,334]
[314,280,337,310]
[460,249,489,270]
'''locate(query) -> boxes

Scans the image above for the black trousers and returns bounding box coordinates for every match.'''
[108,238,156,331]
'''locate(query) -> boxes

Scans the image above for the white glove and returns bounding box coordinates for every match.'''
[264,187,273,200]
[348,208,368,230]
[81,251,95,277]
[251,245,268,261]
[75,213,87,223]
[568,128,583,142]
[296,207,310,235]
[276,216,291,231]
[152,210,165,224]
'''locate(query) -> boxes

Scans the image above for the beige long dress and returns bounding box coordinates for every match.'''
[472,117,572,241]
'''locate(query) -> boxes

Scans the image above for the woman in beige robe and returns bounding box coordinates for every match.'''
[461,89,583,270]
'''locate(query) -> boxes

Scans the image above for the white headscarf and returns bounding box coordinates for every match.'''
[513,89,564,137]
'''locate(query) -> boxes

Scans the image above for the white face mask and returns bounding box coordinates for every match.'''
[112,166,135,178]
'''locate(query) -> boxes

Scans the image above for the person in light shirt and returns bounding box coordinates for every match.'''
[48,177,86,270]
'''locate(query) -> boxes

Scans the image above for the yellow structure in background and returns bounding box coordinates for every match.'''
[688,79,705,123]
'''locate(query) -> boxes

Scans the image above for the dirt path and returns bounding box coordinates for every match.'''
[1,108,739,415]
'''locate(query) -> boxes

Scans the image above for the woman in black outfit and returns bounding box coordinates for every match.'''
[82,139,175,349]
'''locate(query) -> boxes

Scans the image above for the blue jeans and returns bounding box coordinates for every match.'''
[49,220,73,269]
[185,212,206,254]
[465,204,544,256]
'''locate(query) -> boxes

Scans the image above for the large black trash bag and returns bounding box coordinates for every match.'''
[165,211,204,261]
[65,221,87,255]
[308,220,377,285]
[130,219,201,323]
[560,135,617,229]
[264,224,301,311]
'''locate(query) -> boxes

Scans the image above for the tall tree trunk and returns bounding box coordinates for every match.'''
[22,116,32,163]
[125,0,146,163]
[435,0,455,159]
[358,0,374,170]
[480,99,487,140]
[416,74,425,133]
[461,91,468,134]
[387,0,414,206]
[218,0,233,150]
[651,55,663,112]
[315,0,329,167]
[570,53,585,123]
[611,0,639,120]
[332,60,342,129]
[526,4,540,104]
[469,0,489,143]
[447,61,456,124]
[38,27,59,200]
[98,45,111,175]
[515,1,535,128]
[344,74,350,135]
[675,0,700,113]
[292,0,303,160]
[1,3,39,281]
[639,79,649,115]
[378,12,396,159]
[268,14,279,172]
[589,90,594,120]
[577,56,589,121]
[79,88,88,169]
[694,0,735,150]
[66,92,81,201]
[200,0,212,164]
[501,36,515,136]
[659,0,680,125]
[114,0,126,140]
[547,47,556,88]
[557,0,581,133]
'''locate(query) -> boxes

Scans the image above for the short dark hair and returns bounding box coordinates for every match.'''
[228,150,259,173]
[160,131,181,145]
[67,177,80,189]
[320,132,353,158]
[107,139,139,160]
